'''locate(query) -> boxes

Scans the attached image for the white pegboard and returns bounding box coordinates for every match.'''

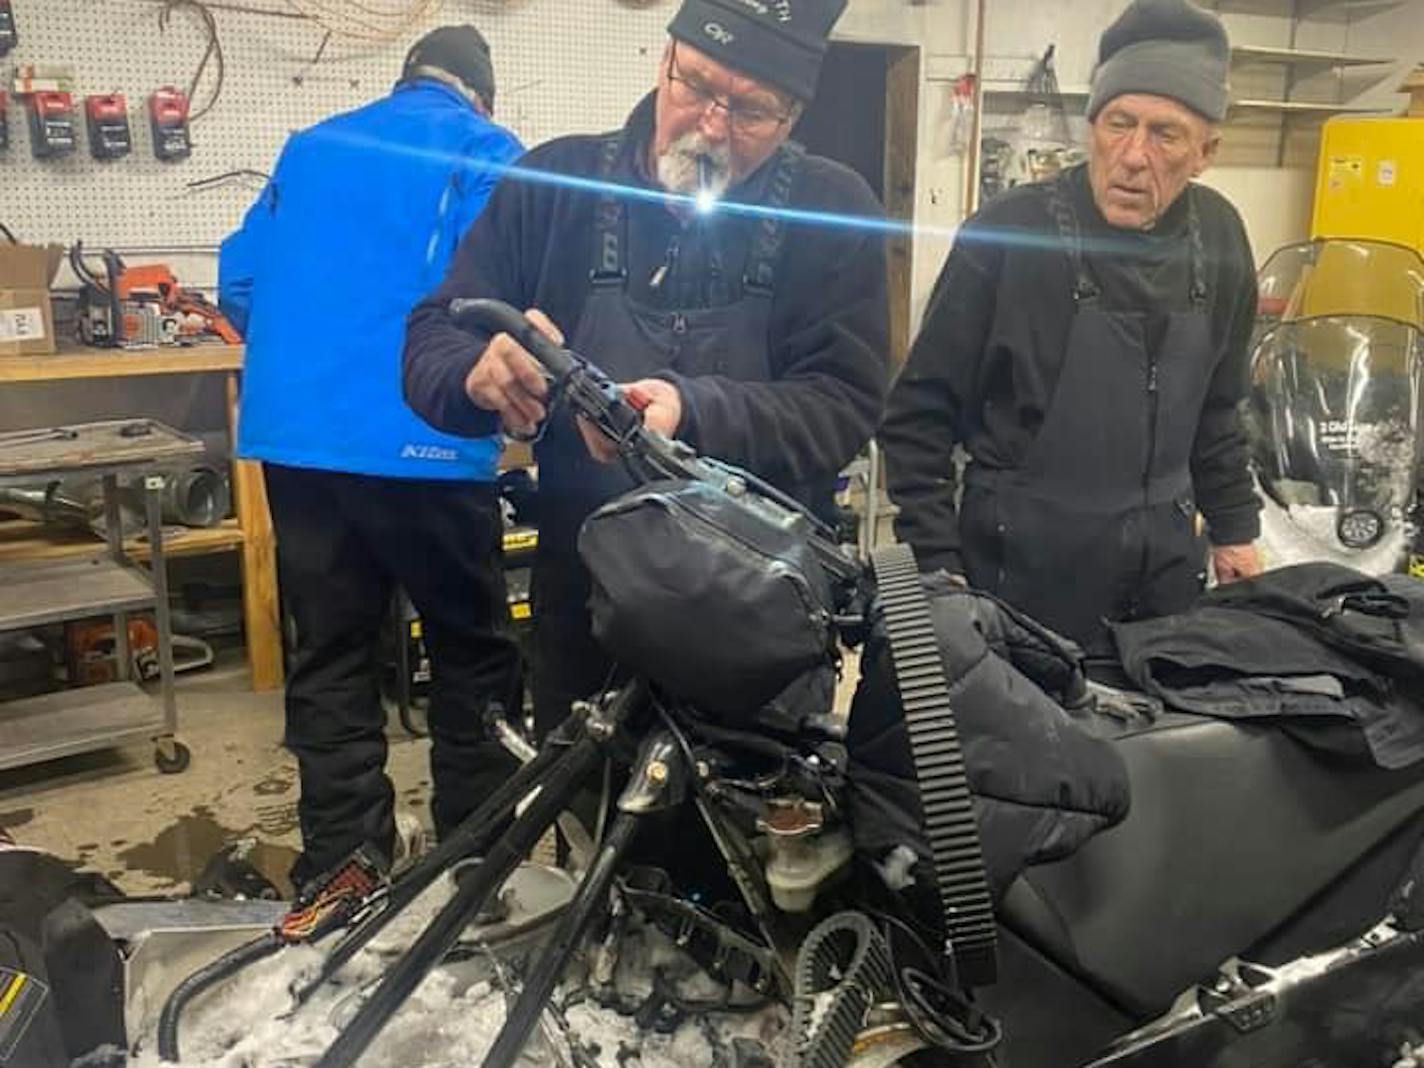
[2,0,676,252]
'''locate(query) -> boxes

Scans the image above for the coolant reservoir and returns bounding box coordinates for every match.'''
[759,800,853,913]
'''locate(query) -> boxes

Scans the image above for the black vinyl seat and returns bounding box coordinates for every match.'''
[999,713,1424,1017]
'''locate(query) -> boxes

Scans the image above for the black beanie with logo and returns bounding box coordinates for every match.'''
[667,0,848,102]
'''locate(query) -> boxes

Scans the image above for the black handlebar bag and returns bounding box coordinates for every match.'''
[578,479,839,719]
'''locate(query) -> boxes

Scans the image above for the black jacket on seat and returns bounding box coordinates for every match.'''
[1113,563,1424,770]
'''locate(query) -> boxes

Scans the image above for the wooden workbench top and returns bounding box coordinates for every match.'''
[0,342,243,383]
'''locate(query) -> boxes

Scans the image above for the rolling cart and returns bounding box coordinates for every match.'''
[0,419,202,773]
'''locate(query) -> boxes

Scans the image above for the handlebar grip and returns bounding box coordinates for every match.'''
[448,298,576,381]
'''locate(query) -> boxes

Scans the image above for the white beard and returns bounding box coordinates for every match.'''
[656,131,732,199]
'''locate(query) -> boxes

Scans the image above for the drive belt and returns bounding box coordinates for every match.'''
[871,545,998,987]
[784,911,894,1068]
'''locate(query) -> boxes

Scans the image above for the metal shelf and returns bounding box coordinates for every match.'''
[1231,44,1394,69]
[0,682,163,771]
[0,518,245,565]
[0,555,155,631]
[1231,98,1382,114]
[1214,0,1403,16]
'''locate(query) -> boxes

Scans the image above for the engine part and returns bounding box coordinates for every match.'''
[784,911,894,1068]
[163,465,230,528]
[0,482,90,528]
[871,545,997,986]
[156,931,282,1061]
[759,800,852,913]
[621,884,780,995]
[84,94,131,160]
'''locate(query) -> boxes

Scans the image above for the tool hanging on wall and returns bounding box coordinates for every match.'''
[148,86,192,161]
[84,94,132,160]
[0,91,9,152]
[70,242,241,348]
[0,2,16,57]
[26,91,77,159]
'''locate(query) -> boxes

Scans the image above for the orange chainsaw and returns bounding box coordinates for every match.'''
[72,242,242,348]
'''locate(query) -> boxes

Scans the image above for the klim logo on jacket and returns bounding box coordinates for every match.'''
[400,444,459,461]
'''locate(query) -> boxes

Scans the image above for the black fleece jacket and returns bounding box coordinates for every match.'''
[881,164,1261,576]
[402,94,889,497]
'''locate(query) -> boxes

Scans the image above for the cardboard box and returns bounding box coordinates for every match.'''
[0,244,64,357]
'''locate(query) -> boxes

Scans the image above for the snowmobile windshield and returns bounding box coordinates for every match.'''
[1247,240,1424,571]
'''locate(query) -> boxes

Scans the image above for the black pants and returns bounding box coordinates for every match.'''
[266,465,519,888]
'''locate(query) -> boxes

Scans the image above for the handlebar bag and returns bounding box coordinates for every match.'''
[578,479,838,718]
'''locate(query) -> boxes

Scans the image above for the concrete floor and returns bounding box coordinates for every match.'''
[0,648,435,898]
[0,646,861,898]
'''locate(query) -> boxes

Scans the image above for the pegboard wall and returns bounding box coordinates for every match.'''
[2,0,676,253]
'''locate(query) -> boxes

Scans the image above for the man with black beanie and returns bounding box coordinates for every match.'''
[404,1,889,739]
[220,25,524,890]
[881,0,1263,656]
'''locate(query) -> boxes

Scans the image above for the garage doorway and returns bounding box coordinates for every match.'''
[794,42,920,365]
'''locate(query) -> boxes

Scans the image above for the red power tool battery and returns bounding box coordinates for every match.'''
[147,86,191,161]
[85,93,132,160]
[27,91,76,159]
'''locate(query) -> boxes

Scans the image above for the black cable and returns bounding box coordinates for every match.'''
[897,966,1004,1058]
[157,0,226,122]
[186,169,271,190]
[156,932,283,1061]
[0,221,17,244]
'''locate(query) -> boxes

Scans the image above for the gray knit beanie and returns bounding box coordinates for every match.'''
[1087,0,1231,122]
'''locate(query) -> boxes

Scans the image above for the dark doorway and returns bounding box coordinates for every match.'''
[794,42,919,364]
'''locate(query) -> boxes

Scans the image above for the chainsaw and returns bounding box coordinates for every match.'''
[71,242,242,348]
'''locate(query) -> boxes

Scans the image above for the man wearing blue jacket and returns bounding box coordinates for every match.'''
[219,25,524,889]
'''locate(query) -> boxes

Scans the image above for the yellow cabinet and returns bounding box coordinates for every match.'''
[1312,116,1424,252]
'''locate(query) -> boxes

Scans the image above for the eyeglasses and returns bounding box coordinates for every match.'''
[665,45,795,137]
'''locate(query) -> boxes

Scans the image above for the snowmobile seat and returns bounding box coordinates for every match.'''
[998,712,1424,1017]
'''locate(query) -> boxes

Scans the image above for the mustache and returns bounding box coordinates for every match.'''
[657,133,732,196]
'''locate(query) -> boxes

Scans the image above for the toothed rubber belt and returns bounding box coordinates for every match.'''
[871,545,998,987]
[785,911,894,1068]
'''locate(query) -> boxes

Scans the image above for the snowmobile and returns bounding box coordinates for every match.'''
[1247,238,1424,575]
[139,301,1424,1068]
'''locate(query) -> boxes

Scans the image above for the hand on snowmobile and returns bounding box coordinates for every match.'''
[1211,542,1263,585]
[463,308,564,438]
[577,377,683,464]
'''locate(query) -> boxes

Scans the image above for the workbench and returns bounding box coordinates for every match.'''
[0,343,283,692]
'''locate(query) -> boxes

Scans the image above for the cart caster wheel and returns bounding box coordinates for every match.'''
[156,741,191,774]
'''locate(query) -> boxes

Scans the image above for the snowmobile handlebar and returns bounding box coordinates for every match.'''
[447,298,862,590]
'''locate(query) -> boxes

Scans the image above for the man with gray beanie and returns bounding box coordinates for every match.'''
[882,0,1262,657]
[220,25,524,891]
[404,2,888,738]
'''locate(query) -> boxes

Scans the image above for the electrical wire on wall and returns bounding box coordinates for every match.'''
[276,0,444,44]
[158,0,227,120]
